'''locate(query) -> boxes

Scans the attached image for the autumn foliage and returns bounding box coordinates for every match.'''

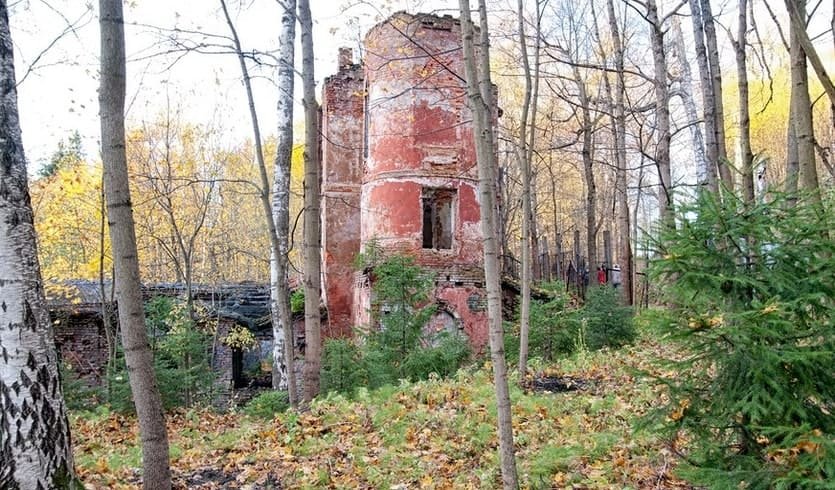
[72,334,689,489]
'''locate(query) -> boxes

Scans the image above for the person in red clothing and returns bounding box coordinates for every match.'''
[597,266,606,285]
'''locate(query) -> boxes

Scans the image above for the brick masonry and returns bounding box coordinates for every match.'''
[321,12,490,351]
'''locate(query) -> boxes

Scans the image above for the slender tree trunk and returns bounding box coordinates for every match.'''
[298,0,322,404]
[218,0,296,404]
[515,0,533,383]
[734,0,755,203]
[786,103,799,197]
[688,0,719,192]
[788,0,818,193]
[702,0,733,188]
[647,0,673,224]
[99,1,172,488]
[784,0,835,112]
[458,1,519,487]
[671,16,707,184]
[272,0,298,405]
[99,171,117,399]
[0,5,79,488]
[606,0,633,304]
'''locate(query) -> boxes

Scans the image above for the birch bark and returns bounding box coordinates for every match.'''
[0,4,79,488]
[272,0,298,405]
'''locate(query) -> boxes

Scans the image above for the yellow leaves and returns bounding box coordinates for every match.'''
[761,303,779,314]
[669,399,690,422]
[687,314,724,330]
[707,315,724,328]
[71,339,697,489]
[551,471,568,486]
[30,162,110,281]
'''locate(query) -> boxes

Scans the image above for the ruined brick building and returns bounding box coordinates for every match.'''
[320,12,490,350]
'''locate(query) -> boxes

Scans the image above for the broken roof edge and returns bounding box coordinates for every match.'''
[363,10,466,46]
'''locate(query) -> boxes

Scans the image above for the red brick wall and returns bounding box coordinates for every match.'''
[321,59,365,337]
[320,12,489,347]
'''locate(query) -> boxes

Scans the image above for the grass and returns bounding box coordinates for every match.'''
[71,331,691,489]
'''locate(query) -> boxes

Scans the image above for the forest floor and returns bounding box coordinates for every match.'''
[71,330,693,489]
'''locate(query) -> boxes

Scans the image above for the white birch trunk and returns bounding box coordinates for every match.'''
[688,0,719,192]
[272,0,297,404]
[0,6,79,488]
[670,16,707,185]
[218,0,296,403]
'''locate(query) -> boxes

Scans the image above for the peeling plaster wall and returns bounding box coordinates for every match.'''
[321,12,489,348]
[321,59,365,338]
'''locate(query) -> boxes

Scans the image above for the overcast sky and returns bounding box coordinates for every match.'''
[10,0,454,169]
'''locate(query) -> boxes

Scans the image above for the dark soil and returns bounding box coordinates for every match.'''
[529,375,588,393]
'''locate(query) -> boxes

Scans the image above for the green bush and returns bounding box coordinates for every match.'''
[107,296,216,412]
[644,189,835,488]
[506,283,633,363]
[290,289,304,315]
[506,287,577,363]
[364,255,437,382]
[59,362,103,412]
[579,286,635,351]
[321,338,366,396]
[402,332,470,381]
[243,391,289,419]
[319,253,471,396]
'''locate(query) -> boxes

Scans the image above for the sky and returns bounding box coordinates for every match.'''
[9,0,453,169]
[9,0,832,176]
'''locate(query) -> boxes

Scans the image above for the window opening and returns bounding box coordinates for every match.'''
[421,188,455,250]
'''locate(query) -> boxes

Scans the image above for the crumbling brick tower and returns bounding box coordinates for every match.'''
[321,12,489,350]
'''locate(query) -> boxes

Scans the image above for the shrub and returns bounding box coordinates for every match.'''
[290,289,304,315]
[320,338,366,396]
[402,332,470,381]
[365,255,436,381]
[579,286,635,351]
[320,253,472,395]
[243,391,289,419]
[506,288,578,363]
[107,296,215,412]
[59,362,103,412]
[506,284,634,363]
[644,189,835,488]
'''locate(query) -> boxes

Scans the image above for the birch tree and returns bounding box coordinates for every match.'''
[688,0,719,192]
[458,1,519,487]
[272,0,298,405]
[99,0,172,487]
[298,0,322,404]
[217,0,297,404]
[0,3,79,488]
[670,16,707,185]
